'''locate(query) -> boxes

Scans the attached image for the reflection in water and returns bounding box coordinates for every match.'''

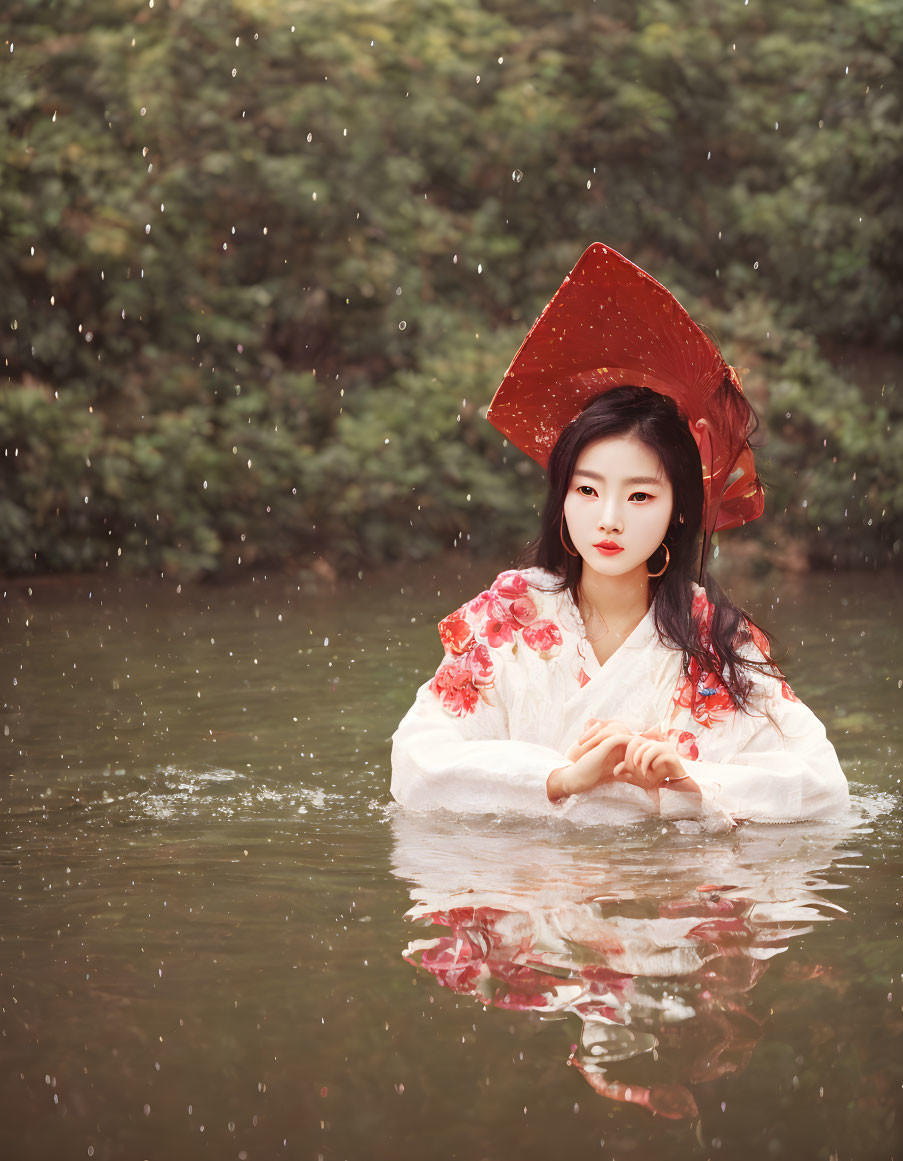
[392,812,857,1119]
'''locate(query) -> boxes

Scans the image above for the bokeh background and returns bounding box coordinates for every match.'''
[2,0,901,578]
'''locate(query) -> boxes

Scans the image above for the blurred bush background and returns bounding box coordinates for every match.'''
[1,0,901,577]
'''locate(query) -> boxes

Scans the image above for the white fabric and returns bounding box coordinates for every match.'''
[391,568,849,828]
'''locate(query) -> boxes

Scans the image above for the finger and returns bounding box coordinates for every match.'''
[648,750,670,774]
[584,735,629,782]
[580,723,619,748]
[630,740,659,783]
[578,721,603,740]
[624,735,646,768]
[626,742,650,781]
[569,745,592,766]
[639,743,660,779]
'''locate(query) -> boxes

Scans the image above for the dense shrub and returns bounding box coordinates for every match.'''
[1,0,900,574]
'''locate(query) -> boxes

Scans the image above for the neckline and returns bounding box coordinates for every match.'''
[564,589,658,674]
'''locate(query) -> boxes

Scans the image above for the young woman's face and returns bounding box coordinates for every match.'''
[562,435,674,581]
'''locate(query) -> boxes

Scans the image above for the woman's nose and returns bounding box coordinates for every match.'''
[597,498,623,532]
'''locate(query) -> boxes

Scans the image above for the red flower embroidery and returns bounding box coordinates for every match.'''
[438,611,474,655]
[463,643,494,687]
[491,571,528,599]
[431,572,564,717]
[509,595,539,627]
[480,605,517,648]
[468,590,492,616]
[691,588,710,623]
[667,729,700,761]
[430,659,482,717]
[671,589,736,729]
[477,576,538,643]
[674,588,795,729]
[674,661,736,728]
[522,618,563,658]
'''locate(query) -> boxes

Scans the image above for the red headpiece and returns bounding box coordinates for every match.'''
[487,243,764,535]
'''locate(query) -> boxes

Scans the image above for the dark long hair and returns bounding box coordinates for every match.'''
[525,386,779,709]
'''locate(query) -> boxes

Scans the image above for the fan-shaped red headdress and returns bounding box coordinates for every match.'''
[487,243,764,536]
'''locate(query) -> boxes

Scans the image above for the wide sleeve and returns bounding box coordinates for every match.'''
[390,584,570,817]
[663,650,850,824]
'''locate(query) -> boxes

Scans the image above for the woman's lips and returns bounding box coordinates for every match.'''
[594,541,624,554]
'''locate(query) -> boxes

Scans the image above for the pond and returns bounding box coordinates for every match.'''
[1,560,900,1161]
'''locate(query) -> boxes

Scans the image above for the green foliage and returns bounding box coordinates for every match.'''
[709,296,902,566]
[310,317,544,565]
[1,0,900,574]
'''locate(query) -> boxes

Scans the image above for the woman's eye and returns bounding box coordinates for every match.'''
[630,492,651,502]
[577,485,595,497]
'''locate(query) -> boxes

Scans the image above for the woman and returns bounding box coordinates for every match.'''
[390,244,849,828]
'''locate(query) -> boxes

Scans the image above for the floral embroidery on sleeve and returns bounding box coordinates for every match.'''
[430,637,494,717]
[670,589,736,729]
[429,571,564,717]
[672,664,736,728]
[670,587,794,729]
[667,729,700,760]
[438,611,474,656]
[522,619,564,659]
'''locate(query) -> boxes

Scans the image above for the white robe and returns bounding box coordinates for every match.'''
[390,568,850,828]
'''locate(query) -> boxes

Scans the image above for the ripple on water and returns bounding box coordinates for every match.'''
[124,764,370,829]
[3,762,382,842]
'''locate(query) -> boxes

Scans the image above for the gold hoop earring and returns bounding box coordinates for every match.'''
[560,513,579,557]
[647,544,670,578]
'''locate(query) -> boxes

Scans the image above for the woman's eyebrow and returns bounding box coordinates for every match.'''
[573,469,663,485]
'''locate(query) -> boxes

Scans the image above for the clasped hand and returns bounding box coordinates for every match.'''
[547,718,698,803]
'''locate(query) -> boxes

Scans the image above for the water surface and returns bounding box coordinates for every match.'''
[1,561,900,1160]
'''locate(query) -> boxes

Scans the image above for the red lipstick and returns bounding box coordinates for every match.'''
[594,540,624,555]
